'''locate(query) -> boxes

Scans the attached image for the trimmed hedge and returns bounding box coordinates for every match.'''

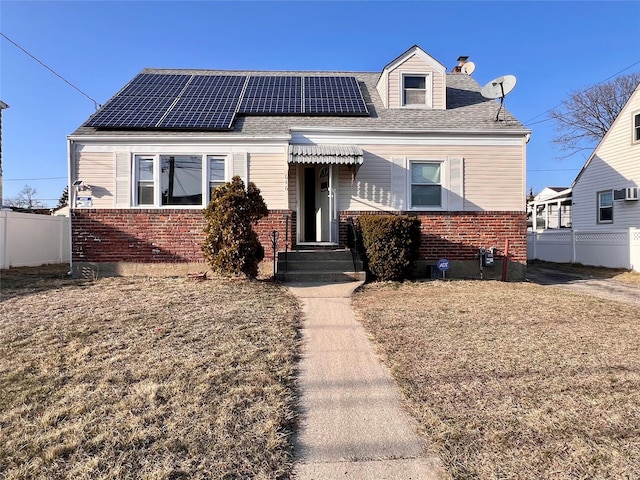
[358,215,421,281]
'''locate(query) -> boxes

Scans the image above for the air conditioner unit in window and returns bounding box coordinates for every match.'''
[625,187,639,201]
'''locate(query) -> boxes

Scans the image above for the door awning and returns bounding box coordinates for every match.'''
[288,144,364,165]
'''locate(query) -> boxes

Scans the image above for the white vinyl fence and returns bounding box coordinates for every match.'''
[528,228,640,272]
[0,210,70,269]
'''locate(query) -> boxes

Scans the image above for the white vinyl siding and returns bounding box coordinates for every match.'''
[74,151,115,208]
[248,152,288,209]
[339,143,523,212]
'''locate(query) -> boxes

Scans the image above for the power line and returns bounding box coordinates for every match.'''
[522,60,640,126]
[0,32,100,110]
[4,176,67,181]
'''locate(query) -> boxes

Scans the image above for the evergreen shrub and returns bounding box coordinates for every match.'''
[202,176,268,278]
[358,215,421,281]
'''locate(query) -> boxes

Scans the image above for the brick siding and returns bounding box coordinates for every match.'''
[71,209,295,263]
[340,211,527,263]
[72,209,525,264]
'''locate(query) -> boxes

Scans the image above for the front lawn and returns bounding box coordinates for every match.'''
[352,280,640,480]
[0,269,300,479]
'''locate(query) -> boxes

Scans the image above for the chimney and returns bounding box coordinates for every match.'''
[451,56,469,73]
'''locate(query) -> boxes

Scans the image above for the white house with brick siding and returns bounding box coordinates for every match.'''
[68,45,530,279]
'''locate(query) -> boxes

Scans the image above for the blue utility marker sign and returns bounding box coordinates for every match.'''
[437,259,450,272]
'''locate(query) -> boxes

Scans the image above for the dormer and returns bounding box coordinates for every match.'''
[376,45,447,110]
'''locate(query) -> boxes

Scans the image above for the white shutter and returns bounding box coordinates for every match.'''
[115,152,131,208]
[390,157,407,211]
[448,157,464,211]
[232,152,248,185]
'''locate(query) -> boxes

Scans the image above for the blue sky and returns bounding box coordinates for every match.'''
[1,0,639,207]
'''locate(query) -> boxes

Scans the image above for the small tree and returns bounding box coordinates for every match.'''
[202,176,268,278]
[56,186,69,209]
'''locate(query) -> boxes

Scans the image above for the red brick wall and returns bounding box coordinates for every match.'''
[339,211,527,263]
[72,209,525,264]
[72,209,295,263]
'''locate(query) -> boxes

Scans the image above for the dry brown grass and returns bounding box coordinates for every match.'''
[530,260,640,286]
[0,267,300,479]
[352,280,640,480]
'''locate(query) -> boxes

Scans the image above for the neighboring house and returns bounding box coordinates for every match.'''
[0,100,8,206]
[528,186,572,230]
[571,83,640,230]
[68,45,530,279]
[528,83,640,271]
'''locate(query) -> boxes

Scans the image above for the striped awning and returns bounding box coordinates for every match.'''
[288,144,364,165]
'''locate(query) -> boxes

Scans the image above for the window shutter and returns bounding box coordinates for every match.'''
[390,157,406,211]
[115,152,131,208]
[232,152,248,185]
[448,157,464,211]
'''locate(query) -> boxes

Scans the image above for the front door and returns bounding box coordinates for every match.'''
[299,165,337,243]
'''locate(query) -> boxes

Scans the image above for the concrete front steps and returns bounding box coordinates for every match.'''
[276,249,365,283]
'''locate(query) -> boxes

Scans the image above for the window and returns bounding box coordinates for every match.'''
[161,155,202,205]
[634,112,640,143]
[136,157,154,205]
[402,74,430,107]
[208,156,225,198]
[597,191,613,223]
[134,154,229,207]
[410,162,441,207]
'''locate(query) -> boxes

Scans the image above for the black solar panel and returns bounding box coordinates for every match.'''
[304,76,368,115]
[239,76,302,114]
[84,96,176,128]
[158,75,246,129]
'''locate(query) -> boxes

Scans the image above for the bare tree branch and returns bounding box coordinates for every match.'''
[550,72,640,157]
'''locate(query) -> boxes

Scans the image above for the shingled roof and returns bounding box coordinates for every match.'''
[71,68,528,138]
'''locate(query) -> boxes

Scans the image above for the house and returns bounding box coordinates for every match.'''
[571,83,640,230]
[527,83,640,271]
[528,186,572,230]
[68,45,530,279]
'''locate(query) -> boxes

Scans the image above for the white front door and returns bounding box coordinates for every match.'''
[299,165,338,243]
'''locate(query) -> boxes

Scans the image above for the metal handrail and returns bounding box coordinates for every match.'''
[346,217,359,272]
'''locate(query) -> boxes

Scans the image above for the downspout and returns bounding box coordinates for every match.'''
[67,138,74,276]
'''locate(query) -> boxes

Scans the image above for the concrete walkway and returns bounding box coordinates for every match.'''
[288,281,447,480]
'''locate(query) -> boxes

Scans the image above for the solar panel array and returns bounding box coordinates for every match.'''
[84,72,368,130]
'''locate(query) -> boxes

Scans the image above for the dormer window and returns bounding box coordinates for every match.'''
[401,73,431,108]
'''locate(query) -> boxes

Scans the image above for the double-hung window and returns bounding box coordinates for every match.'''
[410,161,442,208]
[134,154,228,207]
[633,112,640,143]
[402,74,430,107]
[208,156,225,198]
[136,157,155,205]
[597,190,613,223]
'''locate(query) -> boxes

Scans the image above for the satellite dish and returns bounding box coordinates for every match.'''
[480,74,517,121]
[461,62,475,75]
[481,75,516,99]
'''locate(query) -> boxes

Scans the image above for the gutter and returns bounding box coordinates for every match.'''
[67,138,74,276]
[66,134,293,143]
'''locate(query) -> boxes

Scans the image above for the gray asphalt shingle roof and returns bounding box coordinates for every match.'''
[70,68,529,138]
